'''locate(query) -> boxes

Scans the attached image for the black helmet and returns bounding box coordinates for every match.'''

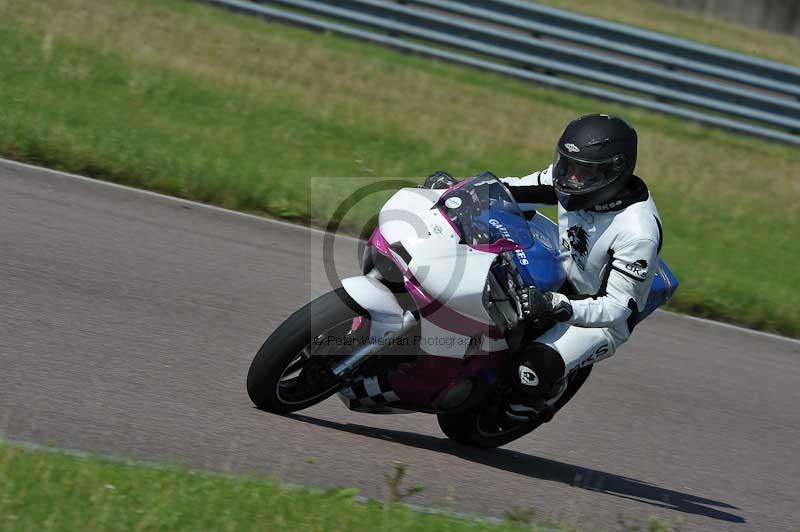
[552,114,638,211]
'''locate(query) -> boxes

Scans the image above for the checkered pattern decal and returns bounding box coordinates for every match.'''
[339,374,401,412]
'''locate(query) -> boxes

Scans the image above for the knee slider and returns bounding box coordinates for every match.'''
[511,343,566,397]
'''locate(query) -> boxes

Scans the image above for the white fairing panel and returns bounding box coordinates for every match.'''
[341,276,405,341]
[405,242,496,324]
[379,188,445,245]
[341,276,403,317]
[417,318,473,358]
[378,188,496,325]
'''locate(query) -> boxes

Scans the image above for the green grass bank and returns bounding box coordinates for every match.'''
[0,440,564,532]
[1,0,798,336]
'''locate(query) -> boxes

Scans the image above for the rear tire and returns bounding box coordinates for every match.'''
[437,407,538,449]
[246,288,367,414]
[437,365,593,448]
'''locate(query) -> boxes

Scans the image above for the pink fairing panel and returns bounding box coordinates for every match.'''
[468,238,525,254]
[368,226,392,254]
[387,348,511,410]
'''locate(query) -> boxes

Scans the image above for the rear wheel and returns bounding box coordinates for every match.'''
[437,406,538,448]
[246,288,368,414]
[437,365,593,448]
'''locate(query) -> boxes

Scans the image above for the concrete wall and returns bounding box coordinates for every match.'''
[651,0,800,36]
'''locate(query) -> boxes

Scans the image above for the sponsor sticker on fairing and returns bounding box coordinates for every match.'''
[489,219,529,265]
[444,196,462,209]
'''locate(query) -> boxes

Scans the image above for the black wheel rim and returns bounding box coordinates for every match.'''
[274,317,366,405]
[475,407,529,438]
[473,374,572,438]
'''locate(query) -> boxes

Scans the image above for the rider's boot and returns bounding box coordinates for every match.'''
[505,343,566,422]
[506,379,567,421]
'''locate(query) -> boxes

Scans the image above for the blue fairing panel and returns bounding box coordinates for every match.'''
[517,213,565,292]
[472,208,566,291]
[515,242,565,292]
[469,207,566,292]
[637,258,679,323]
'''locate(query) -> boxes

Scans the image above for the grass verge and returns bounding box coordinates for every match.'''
[1,0,798,336]
[0,440,560,532]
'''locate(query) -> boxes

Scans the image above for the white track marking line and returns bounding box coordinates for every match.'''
[659,310,800,346]
[3,157,799,346]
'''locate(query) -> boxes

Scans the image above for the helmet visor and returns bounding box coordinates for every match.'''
[553,151,625,194]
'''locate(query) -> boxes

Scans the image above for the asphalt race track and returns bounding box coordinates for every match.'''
[1,159,798,531]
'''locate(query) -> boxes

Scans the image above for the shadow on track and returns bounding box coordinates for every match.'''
[289,413,745,525]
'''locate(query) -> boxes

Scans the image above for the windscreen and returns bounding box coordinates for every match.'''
[435,172,534,249]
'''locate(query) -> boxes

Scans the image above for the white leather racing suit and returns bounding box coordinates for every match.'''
[501,165,663,374]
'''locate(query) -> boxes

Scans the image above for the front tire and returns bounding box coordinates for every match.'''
[437,365,593,448]
[246,288,368,414]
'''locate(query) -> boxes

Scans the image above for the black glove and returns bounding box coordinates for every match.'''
[517,287,573,323]
[421,171,458,190]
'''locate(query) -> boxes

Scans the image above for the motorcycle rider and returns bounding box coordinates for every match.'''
[423,114,663,420]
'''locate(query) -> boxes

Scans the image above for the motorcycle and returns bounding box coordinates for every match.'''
[247,172,678,448]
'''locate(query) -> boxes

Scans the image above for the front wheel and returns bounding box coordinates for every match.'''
[246,288,369,414]
[437,365,593,448]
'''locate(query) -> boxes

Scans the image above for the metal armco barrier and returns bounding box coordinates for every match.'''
[203,0,800,145]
